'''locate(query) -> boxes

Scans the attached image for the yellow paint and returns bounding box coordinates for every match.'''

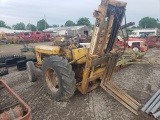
[72,48,87,64]
[35,45,60,55]
[93,67,105,75]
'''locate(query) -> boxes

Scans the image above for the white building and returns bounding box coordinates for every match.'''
[129,28,160,37]
[0,27,15,33]
[43,25,91,36]
[0,27,31,33]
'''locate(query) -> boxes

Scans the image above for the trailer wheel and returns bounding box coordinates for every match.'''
[132,46,140,52]
[26,61,36,82]
[42,56,76,101]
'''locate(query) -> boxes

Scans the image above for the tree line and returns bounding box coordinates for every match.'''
[0,17,160,31]
[131,17,160,29]
[0,17,92,31]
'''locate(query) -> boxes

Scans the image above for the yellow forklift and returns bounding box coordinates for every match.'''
[26,0,142,115]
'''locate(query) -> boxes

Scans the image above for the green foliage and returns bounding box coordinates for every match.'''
[0,20,11,28]
[77,17,91,28]
[0,20,6,27]
[61,25,64,27]
[157,23,160,29]
[26,24,37,31]
[12,22,25,30]
[51,25,59,27]
[65,20,75,27]
[131,26,136,29]
[5,26,11,29]
[37,19,49,31]
[139,17,158,28]
[90,24,94,30]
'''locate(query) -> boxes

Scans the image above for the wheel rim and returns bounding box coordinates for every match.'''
[45,68,60,93]
[132,47,139,52]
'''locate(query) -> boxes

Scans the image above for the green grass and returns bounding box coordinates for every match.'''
[0,43,15,47]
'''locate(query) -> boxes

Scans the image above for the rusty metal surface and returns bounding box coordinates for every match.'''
[100,52,141,115]
[79,0,127,95]
[146,36,160,48]
[0,106,23,120]
[0,80,31,120]
[120,22,135,29]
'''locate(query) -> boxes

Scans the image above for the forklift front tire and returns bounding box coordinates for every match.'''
[26,61,36,82]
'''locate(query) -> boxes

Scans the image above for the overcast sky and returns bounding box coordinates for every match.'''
[0,0,160,27]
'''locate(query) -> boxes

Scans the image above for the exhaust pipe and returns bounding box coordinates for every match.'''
[141,89,160,112]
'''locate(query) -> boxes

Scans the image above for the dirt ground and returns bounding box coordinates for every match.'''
[0,42,160,120]
[0,42,52,55]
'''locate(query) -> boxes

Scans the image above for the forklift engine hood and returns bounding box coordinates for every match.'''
[35,45,60,55]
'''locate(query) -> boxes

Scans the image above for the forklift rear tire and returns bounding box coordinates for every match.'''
[26,61,36,82]
[42,56,76,101]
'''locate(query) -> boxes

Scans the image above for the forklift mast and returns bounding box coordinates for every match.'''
[89,0,126,55]
[80,0,127,94]
[78,0,141,115]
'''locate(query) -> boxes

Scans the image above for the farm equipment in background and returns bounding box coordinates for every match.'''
[26,0,150,115]
[0,32,9,44]
[21,32,52,42]
[0,31,55,44]
[115,36,148,52]
[114,21,148,52]
[0,80,31,120]
[43,32,52,41]
[9,37,24,44]
[30,31,44,42]
[146,35,160,48]
[3,33,24,44]
[19,32,32,43]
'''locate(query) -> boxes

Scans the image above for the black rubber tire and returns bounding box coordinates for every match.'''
[132,46,140,52]
[42,56,76,101]
[26,61,36,82]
